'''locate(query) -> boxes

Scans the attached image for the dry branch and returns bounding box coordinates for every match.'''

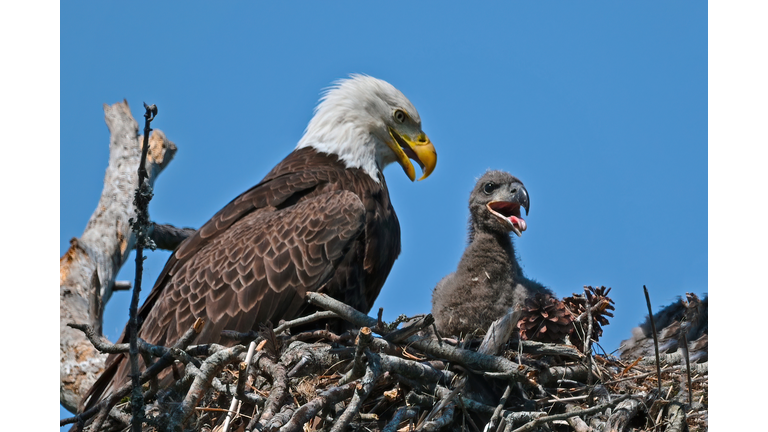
[666,398,687,432]
[509,394,631,432]
[331,350,382,432]
[60,100,177,412]
[148,223,195,251]
[168,345,247,430]
[604,391,657,432]
[128,102,158,432]
[279,383,357,432]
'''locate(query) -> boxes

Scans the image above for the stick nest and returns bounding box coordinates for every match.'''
[68,291,707,432]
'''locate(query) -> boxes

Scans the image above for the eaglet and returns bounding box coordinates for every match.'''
[431,170,553,337]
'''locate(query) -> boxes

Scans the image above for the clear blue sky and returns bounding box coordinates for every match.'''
[60,1,707,421]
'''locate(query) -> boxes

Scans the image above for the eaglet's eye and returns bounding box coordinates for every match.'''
[393,109,407,123]
[483,182,496,195]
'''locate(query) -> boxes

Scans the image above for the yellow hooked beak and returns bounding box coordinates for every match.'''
[387,127,437,181]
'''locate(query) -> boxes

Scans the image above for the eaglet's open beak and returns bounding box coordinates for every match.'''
[486,183,530,237]
[387,127,437,181]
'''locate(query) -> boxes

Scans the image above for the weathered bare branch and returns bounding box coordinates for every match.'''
[331,350,383,432]
[339,327,374,385]
[604,392,657,432]
[510,394,632,432]
[279,383,357,432]
[60,100,177,411]
[245,353,289,432]
[167,345,246,430]
[382,407,419,432]
[148,222,195,251]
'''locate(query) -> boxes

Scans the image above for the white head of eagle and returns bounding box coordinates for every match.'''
[296,74,437,183]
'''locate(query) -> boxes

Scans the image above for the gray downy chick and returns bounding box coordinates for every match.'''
[432,170,553,337]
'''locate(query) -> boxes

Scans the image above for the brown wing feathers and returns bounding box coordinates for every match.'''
[81,149,388,411]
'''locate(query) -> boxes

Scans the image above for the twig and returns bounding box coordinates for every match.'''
[544,395,589,404]
[222,341,257,432]
[246,354,289,432]
[601,368,668,386]
[457,396,481,432]
[572,299,612,325]
[377,307,385,331]
[478,311,521,356]
[68,323,184,359]
[380,354,452,385]
[384,314,435,343]
[331,350,383,432]
[563,404,592,432]
[488,384,514,432]
[420,401,456,432]
[643,285,662,396]
[275,310,340,334]
[264,404,297,431]
[382,407,419,432]
[666,397,687,432]
[502,412,547,432]
[423,381,464,425]
[222,311,341,343]
[510,394,631,432]
[604,391,657,432]
[508,340,583,359]
[62,318,204,428]
[538,364,590,387]
[127,102,157,432]
[289,328,356,346]
[167,344,246,430]
[113,281,132,291]
[194,407,252,419]
[306,292,380,331]
[278,383,357,432]
[585,293,594,386]
[340,327,375,385]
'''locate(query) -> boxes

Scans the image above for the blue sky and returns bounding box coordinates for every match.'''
[59,1,708,422]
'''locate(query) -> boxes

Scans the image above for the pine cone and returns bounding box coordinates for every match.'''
[516,293,573,343]
[563,286,615,352]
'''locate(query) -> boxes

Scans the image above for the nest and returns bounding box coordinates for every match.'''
[66,291,708,432]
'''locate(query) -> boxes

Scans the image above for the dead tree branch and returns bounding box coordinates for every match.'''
[604,391,657,432]
[167,345,246,430]
[148,222,195,251]
[60,100,176,412]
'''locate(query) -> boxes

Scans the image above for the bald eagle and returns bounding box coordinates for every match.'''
[431,170,551,337]
[81,75,437,411]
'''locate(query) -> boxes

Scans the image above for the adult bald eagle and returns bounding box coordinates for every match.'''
[81,75,437,411]
[431,170,551,337]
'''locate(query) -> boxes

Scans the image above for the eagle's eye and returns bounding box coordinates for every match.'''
[393,109,407,123]
[483,182,496,195]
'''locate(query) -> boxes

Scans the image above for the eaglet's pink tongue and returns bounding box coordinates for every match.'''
[509,215,527,232]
